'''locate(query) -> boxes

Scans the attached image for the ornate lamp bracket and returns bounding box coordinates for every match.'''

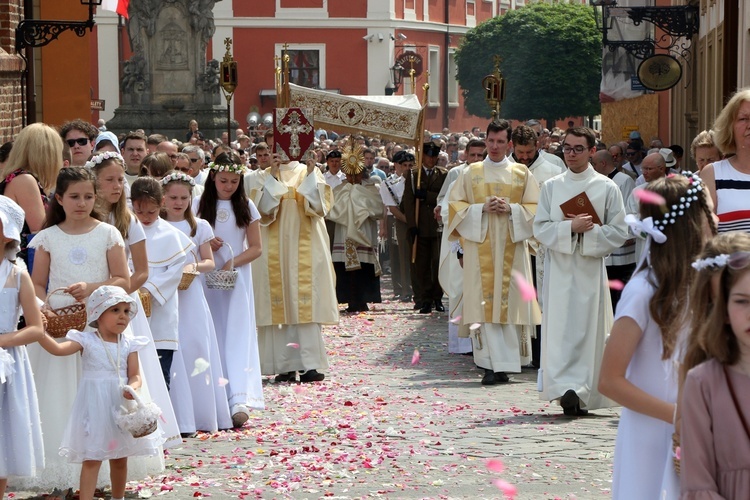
[15,0,102,52]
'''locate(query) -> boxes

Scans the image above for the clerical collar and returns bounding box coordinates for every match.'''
[606,169,618,180]
[484,155,509,168]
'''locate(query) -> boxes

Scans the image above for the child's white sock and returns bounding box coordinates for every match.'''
[112,497,124,500]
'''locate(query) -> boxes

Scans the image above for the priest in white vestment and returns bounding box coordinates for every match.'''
[447,121,542,385]
[533,127,628,415]
[437,140,486,355]
[327,143,384,313]
[246,157,339,384]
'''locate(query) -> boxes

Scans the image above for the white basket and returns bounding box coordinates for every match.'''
[115,385,161,438]
[205,242,238,290]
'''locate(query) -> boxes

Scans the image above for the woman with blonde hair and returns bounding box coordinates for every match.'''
[690,130,722,171]
[0,123,63,266]
[700,87,750,232]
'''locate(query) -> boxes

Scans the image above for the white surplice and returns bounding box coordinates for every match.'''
[533,165,628,410]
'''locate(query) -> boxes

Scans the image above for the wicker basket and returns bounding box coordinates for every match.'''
[672,432,680,475]
[138,290,152,317]
[205,242,238,290]
[178,251,200,291]
[44,288,87,338]
[115,385,160,438]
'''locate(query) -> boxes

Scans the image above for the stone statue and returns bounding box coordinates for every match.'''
[109,0,234,137]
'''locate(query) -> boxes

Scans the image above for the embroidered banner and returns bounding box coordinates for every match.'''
[274,107,315,162]
[288,83,422,145]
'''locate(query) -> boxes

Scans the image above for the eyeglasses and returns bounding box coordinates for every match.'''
[562,145,587,155]
[625,151,638,157]
[176,167,192,173]
[189,157,201,163]
[66,138,89,147]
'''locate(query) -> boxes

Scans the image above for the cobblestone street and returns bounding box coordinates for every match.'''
[12,286,619,500]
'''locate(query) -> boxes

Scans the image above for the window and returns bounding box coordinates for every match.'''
[276,44,326,89]
[428,47,440,107]
[288,50,320,88]
[467,0,476,28]
[448,49,459,107]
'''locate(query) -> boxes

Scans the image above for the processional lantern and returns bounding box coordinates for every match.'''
[482,55,506,122]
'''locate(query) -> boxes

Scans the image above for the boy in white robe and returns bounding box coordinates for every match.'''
[533,127,628,415]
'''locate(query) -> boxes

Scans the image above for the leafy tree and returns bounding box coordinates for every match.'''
[455,2,601,124]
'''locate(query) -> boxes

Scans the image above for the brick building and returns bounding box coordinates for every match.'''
[0,0,25,143]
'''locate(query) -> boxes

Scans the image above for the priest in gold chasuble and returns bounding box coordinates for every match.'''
[447,120,541,386]
[246,155,338,384]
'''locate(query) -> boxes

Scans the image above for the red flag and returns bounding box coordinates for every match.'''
[101,0,129,19]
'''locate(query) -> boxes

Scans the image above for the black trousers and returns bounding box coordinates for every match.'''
[411,234,442,306]
[606,263,636,315]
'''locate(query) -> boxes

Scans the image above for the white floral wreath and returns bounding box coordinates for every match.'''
[84,151,125,170]
[208,161,246,175]
[160,172,196,187]
[652,171,704,232]
[691,254,730,271]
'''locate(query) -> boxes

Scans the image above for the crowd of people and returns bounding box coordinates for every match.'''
[0,87,749,500]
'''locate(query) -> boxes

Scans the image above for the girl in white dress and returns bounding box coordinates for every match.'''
[23,167,130,491]
[195,152,264,428]
[38,286,163,500]
[598,173,715,499]
[162,172,232,433]
[90,151,181,448]
[0,196,44,499]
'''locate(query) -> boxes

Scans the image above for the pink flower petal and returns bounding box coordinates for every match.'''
[470,323,481,331]
[217,377,229,387]
[286,343,300,349]
[108,439,118,451]
[511,270,537,302]
[492,478,517,499]
[449,315,462,324]
[633,189,666,206]
[486,458,505,473]
[608,279,625,291]
[674,446,681,460]
[411,349,420,365]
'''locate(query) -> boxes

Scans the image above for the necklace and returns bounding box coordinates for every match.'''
[97,330,123,386]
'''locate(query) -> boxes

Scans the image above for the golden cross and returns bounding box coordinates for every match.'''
[224,37,232,52]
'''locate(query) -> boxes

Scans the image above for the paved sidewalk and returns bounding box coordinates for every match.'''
[12,291,619,499]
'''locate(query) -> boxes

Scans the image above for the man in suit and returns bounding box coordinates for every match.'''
[402,142,448,313]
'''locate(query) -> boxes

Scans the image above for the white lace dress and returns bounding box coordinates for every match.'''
[0,260,44,479]
[18,222,123,490]
[59,330,164,462]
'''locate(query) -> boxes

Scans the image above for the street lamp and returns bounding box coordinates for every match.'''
[220,38,238,144]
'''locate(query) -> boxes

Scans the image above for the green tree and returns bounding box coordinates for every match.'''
[455,2,601,124]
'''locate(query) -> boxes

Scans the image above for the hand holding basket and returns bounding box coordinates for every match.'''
[205,242,238,290]
[115,385,161,438]
[178,250,200,291]
[43,287,87,338]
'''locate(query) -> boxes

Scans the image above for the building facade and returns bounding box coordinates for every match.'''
[0,0,26,143]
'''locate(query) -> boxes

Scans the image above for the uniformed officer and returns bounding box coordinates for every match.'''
[402,142,448,313]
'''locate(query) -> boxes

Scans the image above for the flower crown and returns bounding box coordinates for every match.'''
[691,254,729,271]
[652,170,704,232]
[208,161,246,175]
[160,172,196,187]
[84,151,125,170]
[626,171,705,245]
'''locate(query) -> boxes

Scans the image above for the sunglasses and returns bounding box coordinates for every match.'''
[727,252,750,270]
[66,138,90,147]
[189,158,201,163]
